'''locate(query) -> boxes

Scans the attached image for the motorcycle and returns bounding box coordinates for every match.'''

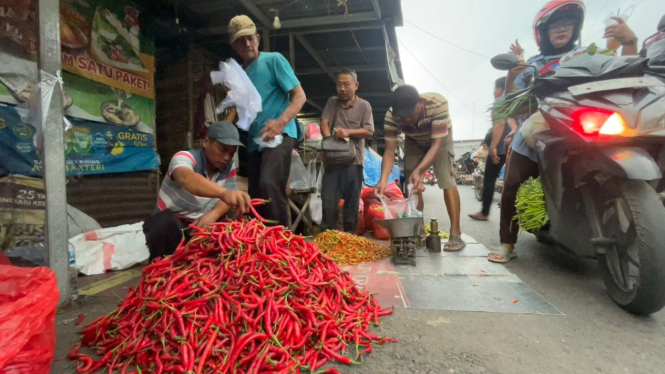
[473,159,485,201]
[491,34,665,315]
[473,160,505,201]
[455,152,476,186]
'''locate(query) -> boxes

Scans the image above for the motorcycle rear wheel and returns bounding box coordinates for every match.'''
[598,180,665,315]
[474,177,483,201]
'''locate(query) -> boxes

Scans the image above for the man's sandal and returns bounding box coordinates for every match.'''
[444,235,466,252]
[488,247,516,263]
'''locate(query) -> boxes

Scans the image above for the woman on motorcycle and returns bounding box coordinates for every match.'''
[490,0,638,263]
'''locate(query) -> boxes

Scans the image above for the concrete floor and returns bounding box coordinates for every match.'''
[52,186,665,374]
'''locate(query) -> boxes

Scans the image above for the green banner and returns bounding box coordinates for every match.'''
[64,72,155,132]
[61,0,156,99]
[0,0,156,132]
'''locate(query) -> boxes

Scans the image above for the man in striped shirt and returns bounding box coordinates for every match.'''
[375,85,465,252]
[143,121,251,260]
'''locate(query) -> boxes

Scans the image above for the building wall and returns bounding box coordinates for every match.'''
[67,171,159,228]
[155,44,220,174]
[454,139,484,158]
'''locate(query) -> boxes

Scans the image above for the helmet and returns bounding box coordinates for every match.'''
[533,0,586,46]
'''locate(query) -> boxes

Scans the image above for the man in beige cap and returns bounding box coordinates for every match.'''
[228,15,307,226]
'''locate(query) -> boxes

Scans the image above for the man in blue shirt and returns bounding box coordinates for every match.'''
[228,15,307,226]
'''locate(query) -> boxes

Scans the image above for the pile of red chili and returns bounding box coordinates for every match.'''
[70,214,396,373]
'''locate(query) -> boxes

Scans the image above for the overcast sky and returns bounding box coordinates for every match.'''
[396,0,665,140]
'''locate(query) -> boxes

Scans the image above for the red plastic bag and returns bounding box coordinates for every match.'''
[366,205,389,240]
[0,265,58,374]
[362,183,403,208]
[361,187,380,207]
[384,182,405,201]
[336,199,366,235]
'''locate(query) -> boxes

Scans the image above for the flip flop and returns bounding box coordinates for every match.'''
[488,246,516,263]
[444,235,466,252]
[468,213,489,221]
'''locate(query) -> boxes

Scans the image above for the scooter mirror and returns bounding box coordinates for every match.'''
[646,38,665,66]
[491,53,520,71]
[657,14,665,31]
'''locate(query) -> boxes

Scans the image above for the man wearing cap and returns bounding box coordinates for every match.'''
[143,121,251,260]
[374,85,466,252]
[228,15,307,226]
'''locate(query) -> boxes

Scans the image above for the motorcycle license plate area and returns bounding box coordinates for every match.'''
[568,76,662,96]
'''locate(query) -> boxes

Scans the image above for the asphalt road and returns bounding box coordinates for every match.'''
[348,185,665,374]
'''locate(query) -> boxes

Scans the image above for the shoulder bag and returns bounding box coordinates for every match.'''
[321,99,356,167]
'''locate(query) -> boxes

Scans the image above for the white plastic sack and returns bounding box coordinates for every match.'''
[307,159,317,188]
[254,134,283,151]
[210,58,262,131]
[67,205,102,239]
[69,222,149,276]
[310,164,324,225]
[289,150,309,190]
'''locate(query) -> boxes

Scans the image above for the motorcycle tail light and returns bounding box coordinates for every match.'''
[572,108,627,137]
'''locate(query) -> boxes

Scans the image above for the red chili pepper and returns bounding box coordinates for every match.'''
[69,218,397,373]
[195,328,217,374]
[75,314,86,326]
[76,356,93,373]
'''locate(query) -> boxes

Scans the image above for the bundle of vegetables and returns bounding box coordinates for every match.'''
[314,230,392,266]
[70,215,396,374]
[514,177,549,233]
[490,92,538,123]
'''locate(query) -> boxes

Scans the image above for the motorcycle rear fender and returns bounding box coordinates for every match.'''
[600,147,662,181]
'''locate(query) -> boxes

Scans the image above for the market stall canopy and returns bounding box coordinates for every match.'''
[136,0,404,143]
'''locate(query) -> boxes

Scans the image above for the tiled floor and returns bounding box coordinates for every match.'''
[344,238,562,315]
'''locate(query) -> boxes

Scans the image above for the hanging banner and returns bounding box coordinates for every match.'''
[60,0,155,99]
[64,72,155,132]
[0,105,159,177]
[0,0,156,130]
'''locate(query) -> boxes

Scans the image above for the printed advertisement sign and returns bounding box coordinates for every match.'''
[0,105,159,177]
[60,0,155,99]
[0,0,155,130]
[64,72,155,132]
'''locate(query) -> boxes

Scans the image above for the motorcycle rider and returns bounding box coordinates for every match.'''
[490,0,638,263]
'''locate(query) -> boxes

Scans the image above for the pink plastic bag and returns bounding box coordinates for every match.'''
[0,265,58,374]
[305,123,322,142]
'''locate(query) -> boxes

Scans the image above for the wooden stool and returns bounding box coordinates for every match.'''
[287,187,317,232]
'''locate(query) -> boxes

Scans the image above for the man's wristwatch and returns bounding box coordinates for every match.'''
[622,37,638,46]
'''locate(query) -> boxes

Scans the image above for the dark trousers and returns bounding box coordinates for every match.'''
[500,151,540,244]
[482,155,507,215]
[143,211,190,261]
[247,136,295,227]
[321,165,363,232]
